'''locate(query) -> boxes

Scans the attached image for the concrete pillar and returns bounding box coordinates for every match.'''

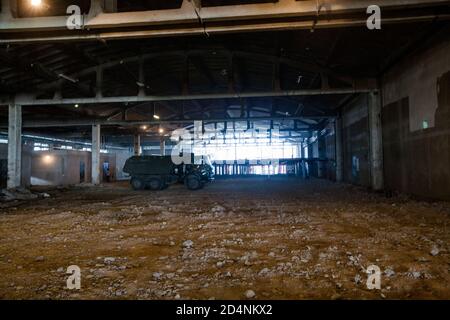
[160,138,166,156]
[335,117,343,182]
[91,124,101,185]
[368,92,384,191]
[7,103,22,189]
[134,134,141,156]
[300,143,306,178]
[312,141,319,158]
[317,135,326,178]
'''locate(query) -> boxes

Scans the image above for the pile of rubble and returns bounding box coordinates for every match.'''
[0,187,50,203]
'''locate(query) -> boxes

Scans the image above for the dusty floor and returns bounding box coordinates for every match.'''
[0,177,449,300]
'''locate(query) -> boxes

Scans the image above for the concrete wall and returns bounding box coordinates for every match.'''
[31,150,92,186]
[383,40,450,132]
[21,144,32,187]
[306,128,335,179]
[307,138,319,177]
[317,135,327,178]
[0,143,134,187]
[31,150,125,186]
[324,123,336,181]
[342,94,371,187]
[0,143,31,188]
[382,39,450,200]
[330,38,449,200]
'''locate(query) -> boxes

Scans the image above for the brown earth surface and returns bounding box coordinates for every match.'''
[0,177,449,300]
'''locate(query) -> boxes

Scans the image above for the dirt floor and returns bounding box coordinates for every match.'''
[0,177,449,300]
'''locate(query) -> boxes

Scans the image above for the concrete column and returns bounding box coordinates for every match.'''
[317,135,326,178]
[300,143,306,179]
[134,134,141,156]
[335,117,343,182]
[368,92,384,191]
[7,103,22,189]
[91,124,101,185]
[160,138,166,156]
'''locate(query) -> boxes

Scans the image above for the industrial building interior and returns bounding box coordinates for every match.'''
[0,0,449,300]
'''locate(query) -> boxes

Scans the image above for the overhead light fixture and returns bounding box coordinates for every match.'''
[159,128,164,134]
[74,104,79,108]
[153,114,160,120]
[30,0,42,7]
[141,125,148,130]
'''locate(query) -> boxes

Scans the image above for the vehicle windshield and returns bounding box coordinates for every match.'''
[203,156,212,166]
[193,155,212,166]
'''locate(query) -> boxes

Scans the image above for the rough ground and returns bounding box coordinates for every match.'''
[0,178,449,300]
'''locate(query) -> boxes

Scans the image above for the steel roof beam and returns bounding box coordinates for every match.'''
[1,0,448,31]
[1,0,449,43]
[3,87,376,106]
[16,116,335,128]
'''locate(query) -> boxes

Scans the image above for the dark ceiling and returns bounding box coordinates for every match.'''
[0,15,449,144]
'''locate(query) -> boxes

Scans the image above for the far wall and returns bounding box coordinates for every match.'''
[0,143,32,188]
[31,149,132,186]
[326,38,450,200]
[341,95,371,187]
[382,39,450,200]
[1,145,132,188]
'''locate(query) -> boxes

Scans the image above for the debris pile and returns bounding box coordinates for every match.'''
[0,187,50,203]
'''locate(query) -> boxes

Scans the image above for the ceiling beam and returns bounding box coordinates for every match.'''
[5,87,377,106]
[3,15,449,45]
[1,0,448,33]
[16,116,335,128]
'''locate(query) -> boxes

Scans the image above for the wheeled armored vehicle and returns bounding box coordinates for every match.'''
[123,154,214,191]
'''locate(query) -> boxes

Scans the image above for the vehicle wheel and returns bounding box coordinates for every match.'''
[131,178,144,190]
[185,175,202,190]
[148,178,162,190]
